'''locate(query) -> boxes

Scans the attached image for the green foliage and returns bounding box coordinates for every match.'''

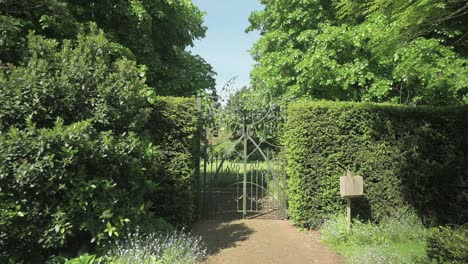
[224,87,285,143]
[0,29,199,261]
[214,87,287,161]
[426,226,468,263]
[133,218,176,236]
[321,212,427,263]
[0,99,199,261]
[0,1,202,261]
[283,101,468,229]
[0,119,156,259]
[335,0,468,56]
[0,26,153,131]
[0,0,215,96]
[65,254,103,264]
[248,0,468,105]
[146,97,199,225]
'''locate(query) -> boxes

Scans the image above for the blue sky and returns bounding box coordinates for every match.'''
[190,0,264,97]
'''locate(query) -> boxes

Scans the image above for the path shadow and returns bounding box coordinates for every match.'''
[191,220,255,255]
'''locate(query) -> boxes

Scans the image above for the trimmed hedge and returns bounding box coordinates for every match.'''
[146,97,199,225]
[284,101,468,229]
[0,97,198,261]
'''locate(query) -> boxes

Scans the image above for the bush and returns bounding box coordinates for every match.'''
[284,101,468,229]
[426,226,468,263]
[0,28,199,261]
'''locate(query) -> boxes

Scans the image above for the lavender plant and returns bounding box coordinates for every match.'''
[106,228,207,264]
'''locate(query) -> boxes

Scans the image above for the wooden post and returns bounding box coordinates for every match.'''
[340,170,363,232]
[346,197,352,231]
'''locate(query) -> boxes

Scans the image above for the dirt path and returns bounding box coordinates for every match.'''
[191,219,344,264]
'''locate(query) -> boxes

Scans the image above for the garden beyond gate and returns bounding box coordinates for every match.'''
[196,92,288,220]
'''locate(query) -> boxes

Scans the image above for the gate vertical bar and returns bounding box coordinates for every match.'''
[243,121,247,218]
[195,97,202,218]
[237,166,239,212]
[250,164,253,211]
[255,169,258,211]
[203,121,208,218]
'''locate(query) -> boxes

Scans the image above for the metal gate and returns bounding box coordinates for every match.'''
[196,92,288,220]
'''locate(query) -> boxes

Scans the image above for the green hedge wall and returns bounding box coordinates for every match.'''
[146,97,199,225]
[284,101,468,229]
[0,97,198,261]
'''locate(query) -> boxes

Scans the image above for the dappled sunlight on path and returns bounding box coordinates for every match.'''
[192,219,344,264]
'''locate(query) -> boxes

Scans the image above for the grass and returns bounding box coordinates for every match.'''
[201,160,286,202]
[320,211,428,263]
[200,160,269,187]
[338,242,426,263]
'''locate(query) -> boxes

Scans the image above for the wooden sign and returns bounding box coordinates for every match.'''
[340,171,364,231]
[340,171,363,198]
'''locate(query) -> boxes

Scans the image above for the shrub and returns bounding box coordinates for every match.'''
[0,28,199,261]
[0,27,153,132]
[426,226,468,263]
[284,101,468,228]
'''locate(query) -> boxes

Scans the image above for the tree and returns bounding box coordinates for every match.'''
[0,0,215,96]
[248,0,468,105]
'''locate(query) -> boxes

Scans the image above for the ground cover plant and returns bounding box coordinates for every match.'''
[106,229,206,264]
[49,221,207,264]
[320,211,427,263]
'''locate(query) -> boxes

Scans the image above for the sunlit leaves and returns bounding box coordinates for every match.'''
[0,26,152,132]
[0,0,215,96]
[248,0,468,105]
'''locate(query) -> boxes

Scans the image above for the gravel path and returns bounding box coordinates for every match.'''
[192,219,344,264]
